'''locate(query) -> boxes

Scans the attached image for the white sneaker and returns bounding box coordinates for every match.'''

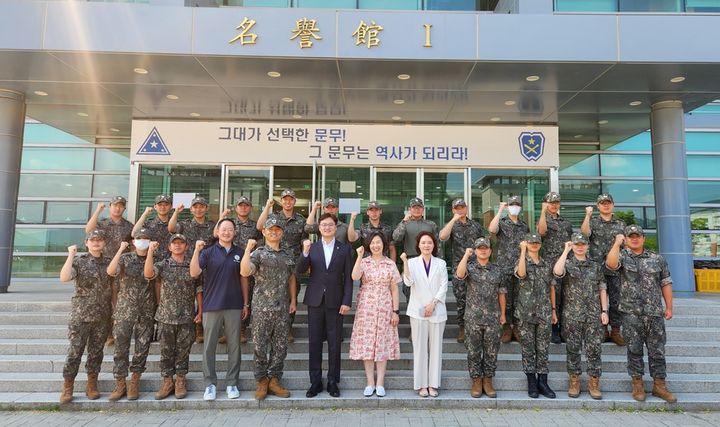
[227,385,240,399]
[363,385,375,397]
[376,386,386,397]
[203,384,216,401]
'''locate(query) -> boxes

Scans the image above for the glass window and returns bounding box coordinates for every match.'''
[686,132,720,152]
[602,180,655,204]
[360,0,420,9]
[11,256,67,278]
[323,167,370,227]
[21,147,94,171]
[558,179,601,205]
[13,227,87,252]
[691,207,720,231]
[560,154,599,176]
[95,138,130,146]
[619,0,683,11]
[471,169,549,230]
[426,0,480,10]
[688,156,720,178]
[692,233,719,257]
[272,165,314,218]
[226,168,271,220]
[137,165,222,220]
[555,0,617,11]
[376,170,417,229]
[607,132,651,151]
[46,202,90,224]
[295,0,355,7]
[685,0,720,12]
[600,154,652,176]
[95,148,130,172]
[92,175,130,198]
[23,123,91,145]
[16,202,44,224]
[689,181,720,204]
[19,174,92,198]
[424,170,466,262]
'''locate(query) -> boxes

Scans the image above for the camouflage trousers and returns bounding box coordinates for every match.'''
[465,321,501,378]
[112,318,154,378]
[157,322,195,377]
[252,310,291,380]
[623,314,667,379]
[517,321,551,374]
[452,277,467,328]
[502,273,519,325]
[605,274,622,328]
[63,319,111,378]
[562,316,603,377]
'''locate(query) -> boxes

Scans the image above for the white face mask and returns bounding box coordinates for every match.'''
[508,206,522,216]
[134,239,150,250]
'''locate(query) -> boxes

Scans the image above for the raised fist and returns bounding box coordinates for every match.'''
[265,199,274,209]
[614,234,625,245]
[498,202,507,211]
[464,248,474,258]
[585,206,593,215]
[67,245,78,256]
[119,241,130,252]
[519,241,528,251]
[564,241,573,251]
[313,201,322,210]
[302,240,312,253]
[350,212,358,221]
[356,246,364,257]
[452,213,462,222]
[96,203,106,212]
[221,208,230,218]
[403,212,412,222]
[195,240,206,251]
[144,207,154,216]
[175,204,185,213]
[399,253,408,262]
[149,241,160,253]
[246,239,257,251]
[541,202,548,211]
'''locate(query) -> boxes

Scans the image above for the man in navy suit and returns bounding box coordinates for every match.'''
[296,213,353,398]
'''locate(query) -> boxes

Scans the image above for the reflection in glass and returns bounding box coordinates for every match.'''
[95,148,131,172]
[603,180,655,204]
[272,166,314,218]
[21,148,94,171]
[324,167,370,228]
[691,207,720,230]
[600,155,652,177]
[560,154,599,176]
[23,123,91,145]
[19,174,92,198]
[226,169,270,219]
[554,0,617,11]
[93,175,130,198]
[376,170,417,230]
[46,202,90,224]
[13,228,86,252]
[424,171,465,262]
[11,256,67,278]
[16,202,44,224]
[138,165,222,220]
[688,181,720,204]
[558,179,601,205]
[619,0,683,12]
[693,233,720,257]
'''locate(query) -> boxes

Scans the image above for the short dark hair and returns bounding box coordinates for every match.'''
[415,231,438,257]
[318,213,338,225]
[216,218,236,232]
[363,231,388,254]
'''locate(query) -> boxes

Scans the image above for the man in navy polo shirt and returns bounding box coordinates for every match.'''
[190,218,249,401]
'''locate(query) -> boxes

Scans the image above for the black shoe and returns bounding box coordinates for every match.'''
[537,374,556,399]
[551,325,562,344]
[306,382,323,398]
[327,382,340,398]
[526,373,539,398]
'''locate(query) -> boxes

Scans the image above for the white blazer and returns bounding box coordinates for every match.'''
[403,256,448,323]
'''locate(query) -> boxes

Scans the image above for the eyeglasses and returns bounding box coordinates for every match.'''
[319,223,336,228]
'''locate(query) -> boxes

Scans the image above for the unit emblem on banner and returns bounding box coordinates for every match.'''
[518,132,545,161]
[137,127,170,155]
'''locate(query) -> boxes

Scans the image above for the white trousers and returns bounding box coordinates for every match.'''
[409,317,445,390]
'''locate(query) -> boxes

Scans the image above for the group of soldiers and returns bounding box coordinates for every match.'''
[57,188,676,403]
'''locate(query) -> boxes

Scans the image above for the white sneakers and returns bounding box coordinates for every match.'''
[363,385,375,397]
[376,386,386,397]
[227,385,240,399]
[203,384,216,401]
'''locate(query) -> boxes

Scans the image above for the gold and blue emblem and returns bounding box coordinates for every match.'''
[518,132,545,161]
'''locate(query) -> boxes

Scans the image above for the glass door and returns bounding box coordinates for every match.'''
[375,169,419,228]
[272,165,316,218]
[323,166,371,230]
[224,166,271,219]
[422,169,467,262]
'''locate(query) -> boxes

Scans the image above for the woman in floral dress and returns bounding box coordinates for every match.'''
[349,232,401,397]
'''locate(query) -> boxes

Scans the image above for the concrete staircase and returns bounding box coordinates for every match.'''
[0,282,719,410]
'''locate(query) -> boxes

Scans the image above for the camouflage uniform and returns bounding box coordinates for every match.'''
[494,217,529,323]
[588,215,626,328]
[358,222,394,257]
[540,212,573,334]
[248,245,294,380]
[62,254,113,378]
[233,218,262,250]
[305,221,350,244]
[176,218,216,257]
[448,219,485,329]
[556,256,607,377]
[112,252,156,378]
[613,248,672,379]
[392,218,438,299]
[96,217,133,258]
[271,212,307,266]
[464,260,506,378]
[514,256,554,374]
[144,217,171,260]
[153,257,202,377]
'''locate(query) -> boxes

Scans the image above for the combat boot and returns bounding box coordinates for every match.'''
[86,373,101,400]
[456,326,465,343]
[127,372,141,400]
[255,377,269,400]
[155,376,174,400]
[175,374,188,399]
[588,376,602,400]
[482,377,497,398]
[651,378,677,403]
[195,323,204,343]
[526,373,539,398]
[287,330,295,343]
[567,374,580,398]
[108,377,126,401]
[512,326,521,342]
[500,324,512,343]
[268,376,290,398]
[59,376,75,404]
[537,374,556,399]
[631,376,646,401]
[603,325,610,342]
[610,327,625,346]
[550,324,562,344]
[470,377,482,398]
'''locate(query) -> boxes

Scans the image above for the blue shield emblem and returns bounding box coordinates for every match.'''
[137,127,170,155]
[518,132,544,161]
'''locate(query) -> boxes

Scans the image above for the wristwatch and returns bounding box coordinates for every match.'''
[393,309,400,315]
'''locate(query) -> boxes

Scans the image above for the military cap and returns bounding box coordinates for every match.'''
[409,197,424,207]
[191,196,208,206]
[452,198,467,208]
[367,201,381,210]
[154,194,171,204]
[473,237,491,249]
[507,196,522,206]
[526,233,542,244]
[324,197,338,208]
[236,196,252,206]
[597,193,614,203]
[133,228,151,239]
[110,196,127,206]
[169,233,188,244]
[624,224,644,237]
[280,189,296,199]
[571,233,588,245]
[86,229,106,241]
[263,217,284,230]
[543,192,561,203]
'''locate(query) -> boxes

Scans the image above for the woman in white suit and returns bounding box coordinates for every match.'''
[400,231,448,397]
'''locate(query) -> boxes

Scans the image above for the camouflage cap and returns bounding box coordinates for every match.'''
[452,198,467,208]
[280,189,296,199]
[236,196,252,206]
[86,229,106,241]
[110,196,127,206]
[367,201,381,210]
[507,195,522,206]
[263,217,285,230]
[169,233,188,244]
[473,237,491,249]
[133,228,151,239]
[624,224,644,237]
[526,233,542,244]
[571,233,588,245]
[409,197,424,207]
[323,197,338,208]
[191,196,208,206]
[597,193,614,203]
[543,192,561,203]
[154,194,171,204]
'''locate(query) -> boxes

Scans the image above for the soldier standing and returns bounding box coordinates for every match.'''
[553,233,609,400]
[106,228,157,402]
[515,233,557,399]
[487,196,529,343]
[455,237,506,398]
[347,200,396,260]
[606,225,677,403]
[305,198,349,243]
[58,229,113,404]
[144,234,203,400]
[439,198,485,343]
[133,194,173,260]
[392,197,438,300]
[537,191,573,344]
[241,218,298,400]
[581,193,627,345]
